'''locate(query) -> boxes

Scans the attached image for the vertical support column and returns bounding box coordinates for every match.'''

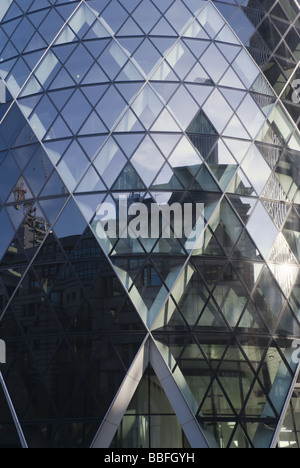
[91,338,150,448]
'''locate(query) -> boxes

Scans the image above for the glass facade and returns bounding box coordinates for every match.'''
[0,0,299,449]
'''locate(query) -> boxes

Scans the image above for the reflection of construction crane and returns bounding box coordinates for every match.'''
[13,177,28,211]
[13,175,48,248]
[13,146,51,212]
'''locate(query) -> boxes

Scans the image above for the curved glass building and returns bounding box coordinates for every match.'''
[0,0,299,449]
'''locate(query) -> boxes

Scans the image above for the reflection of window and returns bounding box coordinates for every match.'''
[111,366,191,449]
[143,267,161,288]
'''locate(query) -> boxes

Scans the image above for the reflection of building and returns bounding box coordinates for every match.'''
[0,0,299,450]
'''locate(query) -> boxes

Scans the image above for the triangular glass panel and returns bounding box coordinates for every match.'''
[215,345,258,416]
[46,64,76,91]
[111,236,145,257]
[51,198,88,243]
[183,18,209,40]
[213,273,250,328]
[151,163,184,191]
[206,148,237,191]
[219,67,245,89]
[114,108,145,133]
[241,146,272,196]
[116,60,144,82]
[75,194,106,231]
[217,43,242,63]
[172,342,213,411]
[168,86,200,130]
[113,133,144,160]
[93,138,126,180]
[132,0,161,35]
[39,197,68,227]
[151,134,182,160]
[75,165,105,193]
[113,298,147,333]
[183,38,210,60]
[78,135,107,161]
[82,64,109,85]
[39,169,68,198]
[199,377,236,418]
[79,111,108,136]
[151,108,182,133]
[195,296,228,331]
[261,200,289,231]
[186,84,213,108]
[150,16,178,37]
[198,2,225,39]
[40,338,84,416]
[187,110,218,135]
[237,299,269,333]
[57,140,90,192]
[48,88,74,113]
[44,115,73,140]
[150,82,179,105]
[187,135,218,159]
[0,208,18,264]
[96,86,127,131]
[84,19,112,40]
[247,202,279,260]
[232,230,262,261]
[7,175,34,206]
[227,169,257,197]
[191,224,226,258]
[220,88,246,110]
[0,152,21,203]
[4,200,49,265]
[152,235,187,256]
[64,376,103,421]
[111,364,190,449]
[112,163,147,192]
[117,17,144,36]
[208,198,244,255]
[131,136,165,187]
[251,74,274,97]
[115,82,143,105]
[150,37,176,58]
[153,296,190,332]
[165,42,198,81]
[229,424,253,449]
[132,38,161,76]
[190,165,221,193]
[276,303,300,337]
[242,380,277,421]
[223,115,251,140]
[151,59,180,82]
[252,266,286,334]
[282,209,300,263]
[8,264,52,335]
[185,62,213,84]
[128,260,169,328]
[43,139,72,166]
[227,196,257,224]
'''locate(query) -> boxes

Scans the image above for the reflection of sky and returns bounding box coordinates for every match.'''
[131,136,164,186]
[203,89,234,134]
[241,146,271,195]
[169,137,201,167]
[247,202,278,259]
